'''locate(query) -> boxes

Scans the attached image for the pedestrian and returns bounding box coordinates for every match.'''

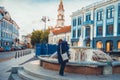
[57,39,70,76]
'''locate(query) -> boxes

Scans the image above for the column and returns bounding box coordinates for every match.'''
[103,7,106,37]
[114,3,118,36]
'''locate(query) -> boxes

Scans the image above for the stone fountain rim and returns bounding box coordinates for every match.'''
[38,56,120,67]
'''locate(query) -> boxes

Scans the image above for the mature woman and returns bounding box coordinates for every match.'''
[57,39,69,76]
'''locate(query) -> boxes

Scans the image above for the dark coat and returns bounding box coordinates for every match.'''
[57,41,69,64]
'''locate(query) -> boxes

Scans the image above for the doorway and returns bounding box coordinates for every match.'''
[106,40,113,52]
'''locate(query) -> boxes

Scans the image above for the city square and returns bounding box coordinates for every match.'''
[0,0,120,80]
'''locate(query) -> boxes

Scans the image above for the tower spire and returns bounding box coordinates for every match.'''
[56,0,65,27]
[60,0,62,2]
[58,0,64,11]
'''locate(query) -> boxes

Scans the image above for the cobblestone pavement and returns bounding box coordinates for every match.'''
[0,49,35,80]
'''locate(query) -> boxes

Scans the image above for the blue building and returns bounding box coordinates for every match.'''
[0,7,19,51]
[71,0,120,52]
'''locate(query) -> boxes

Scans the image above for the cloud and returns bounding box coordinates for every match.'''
[0,0,102,38]
[1,0,58,35]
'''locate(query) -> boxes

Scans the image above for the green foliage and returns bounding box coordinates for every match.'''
[31,29,50,46]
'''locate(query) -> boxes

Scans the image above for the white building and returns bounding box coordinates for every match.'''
[21,34,32,48]
[48,0,71,45]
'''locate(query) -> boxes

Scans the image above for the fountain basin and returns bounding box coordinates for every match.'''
[39,47,120,75]
[39,56,120,75]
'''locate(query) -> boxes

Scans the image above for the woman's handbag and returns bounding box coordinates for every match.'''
[60,45,69,61]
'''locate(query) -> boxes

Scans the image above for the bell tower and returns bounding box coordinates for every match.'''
[56,0,65,27]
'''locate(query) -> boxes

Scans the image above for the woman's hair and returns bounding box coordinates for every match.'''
[58,39,62,43]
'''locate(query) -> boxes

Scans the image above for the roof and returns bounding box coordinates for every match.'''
[52,25,71,35]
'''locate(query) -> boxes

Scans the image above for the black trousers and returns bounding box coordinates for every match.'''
[59,62,66,75]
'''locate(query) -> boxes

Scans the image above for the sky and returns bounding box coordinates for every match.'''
[0,0,102,38]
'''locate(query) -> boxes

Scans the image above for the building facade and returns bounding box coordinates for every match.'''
[71,0,120,52]
[21,34,32,48]
[49,26,71,44]
[48,0,71,45]
[0,7,19,50]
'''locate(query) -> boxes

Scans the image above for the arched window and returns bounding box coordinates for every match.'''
[118,41,120,50]
[96,41,103,49]
[106,40,113,52]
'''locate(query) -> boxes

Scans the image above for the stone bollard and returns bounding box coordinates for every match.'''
[15,52,17,58]
[20,51,22,57]
[23,51,25,56]
[25,51,27,55]
[22,51,23,56]
[103,62,112,75]
[18,51,19,58]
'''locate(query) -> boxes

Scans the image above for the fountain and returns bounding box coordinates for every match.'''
[39,47,120,75]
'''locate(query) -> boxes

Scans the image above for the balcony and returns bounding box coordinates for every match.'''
[83,20,94,26]
[71,38,79,42]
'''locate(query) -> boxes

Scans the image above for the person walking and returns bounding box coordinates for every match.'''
[57,39,69,76]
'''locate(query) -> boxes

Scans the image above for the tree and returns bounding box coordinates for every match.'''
[31,29,50,47]
[31,30,42,46]
[41,29,50,43]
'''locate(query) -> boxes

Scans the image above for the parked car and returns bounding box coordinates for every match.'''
[0,47,4,52]
[11,46,22,51]
[16,46,22,50]
[4,46,11,51]
[21,46,27,49]
[11,46,18,51]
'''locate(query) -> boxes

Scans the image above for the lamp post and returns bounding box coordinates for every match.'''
[41,16,50,32]
[41,16,50,55]
[41,16,50,43]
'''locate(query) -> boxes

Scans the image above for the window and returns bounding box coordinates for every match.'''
[1,32,3,37]
[106,7,114,19]
[73,30,76,38]
[78,17,81,25]
[106,24,113,35]
[118,23,120,35]
[86,14,91,21]
[118,41,120,49]
[101,11,103,20]
[111,8,114,18]
[72,19,74,26]
[107,9,111,18]
[73,19,76,26]
[97,11,103,21]
[85,27,90,37]
[96,41,103,49]
[97,26,103,36]
[118,4,120,20]
[1,22,3,27]
[97,12,100,21]
[77,29,81,37]
[106,40,113,52]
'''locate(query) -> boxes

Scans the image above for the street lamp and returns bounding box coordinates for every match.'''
[41,16,50,32]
